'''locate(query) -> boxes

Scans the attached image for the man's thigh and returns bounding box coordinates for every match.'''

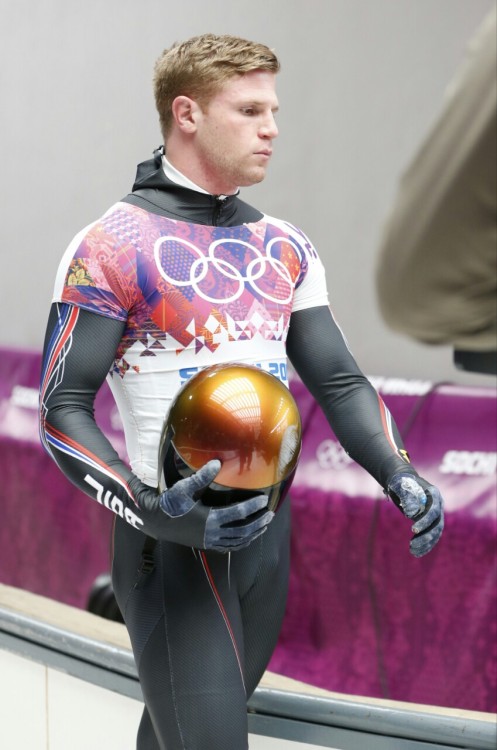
[112,522,250,750]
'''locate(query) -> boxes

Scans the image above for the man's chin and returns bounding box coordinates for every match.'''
[239,168,267,187]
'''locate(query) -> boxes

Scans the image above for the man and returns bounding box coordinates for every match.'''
[40,34,444,750]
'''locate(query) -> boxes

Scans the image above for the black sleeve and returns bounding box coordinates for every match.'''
[286,305,415,488]
[39,302,151,531]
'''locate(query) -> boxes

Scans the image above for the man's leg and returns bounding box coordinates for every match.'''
[112,519,251,750]
[232,497,291,697]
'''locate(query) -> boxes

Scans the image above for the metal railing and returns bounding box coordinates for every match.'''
[0,591,495,750]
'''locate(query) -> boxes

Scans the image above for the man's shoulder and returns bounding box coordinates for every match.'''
[75,201,147,237]
[261,213,317,252]
[58,203,143,265]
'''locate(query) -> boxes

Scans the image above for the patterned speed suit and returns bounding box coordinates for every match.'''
[40,149,412,749]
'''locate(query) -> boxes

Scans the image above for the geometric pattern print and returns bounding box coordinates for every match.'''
[122,301,285,360]
[59,206,310,378]
[141,218,303,354]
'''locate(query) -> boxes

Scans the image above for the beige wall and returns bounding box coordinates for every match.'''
[1,0,494,384]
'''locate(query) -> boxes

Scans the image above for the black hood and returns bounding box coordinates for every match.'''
[122,147,263,227]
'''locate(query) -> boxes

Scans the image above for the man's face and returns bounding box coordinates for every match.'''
[193,71,279,195]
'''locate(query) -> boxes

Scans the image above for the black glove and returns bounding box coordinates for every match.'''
[129,460,274,552]
[386,471,444,558]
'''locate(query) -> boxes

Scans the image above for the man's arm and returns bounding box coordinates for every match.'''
[286,305,444,556]
[39,302,136,504]
[39,303,273,551]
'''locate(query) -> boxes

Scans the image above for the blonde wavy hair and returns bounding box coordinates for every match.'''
[153,33,280,139]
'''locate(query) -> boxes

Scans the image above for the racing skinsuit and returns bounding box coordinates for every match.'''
[40,148,413,750]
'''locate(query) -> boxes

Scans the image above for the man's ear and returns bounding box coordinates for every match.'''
[171,95,201,134]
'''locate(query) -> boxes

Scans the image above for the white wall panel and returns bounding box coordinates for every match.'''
[47,668,142,750]
[0,647,332,749]
[0,650,47,750]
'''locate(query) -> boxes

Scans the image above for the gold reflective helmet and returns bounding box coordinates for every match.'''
[158,363,302,512]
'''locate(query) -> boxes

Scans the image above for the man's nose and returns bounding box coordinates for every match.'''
[260,113,278,139]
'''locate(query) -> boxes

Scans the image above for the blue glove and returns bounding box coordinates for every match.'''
[386,471,444,557]
[130,460,274,552]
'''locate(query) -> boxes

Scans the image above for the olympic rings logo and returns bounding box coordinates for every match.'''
[154,236,299,304]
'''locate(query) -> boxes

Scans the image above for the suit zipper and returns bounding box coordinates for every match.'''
[213,196,227,226]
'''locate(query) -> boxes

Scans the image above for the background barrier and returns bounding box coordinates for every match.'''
[1,585,495,750]
[1,347,496,713]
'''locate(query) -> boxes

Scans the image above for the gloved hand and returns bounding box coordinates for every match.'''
[386,471,444,558]
[129,460,274,552]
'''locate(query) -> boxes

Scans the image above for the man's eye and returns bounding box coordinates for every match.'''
[241,108,256,116]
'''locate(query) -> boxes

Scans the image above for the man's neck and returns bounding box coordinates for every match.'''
[162,155,211,195]
[163,145,239,197]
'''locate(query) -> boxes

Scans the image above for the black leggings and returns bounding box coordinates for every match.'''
[111,497,291,750]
